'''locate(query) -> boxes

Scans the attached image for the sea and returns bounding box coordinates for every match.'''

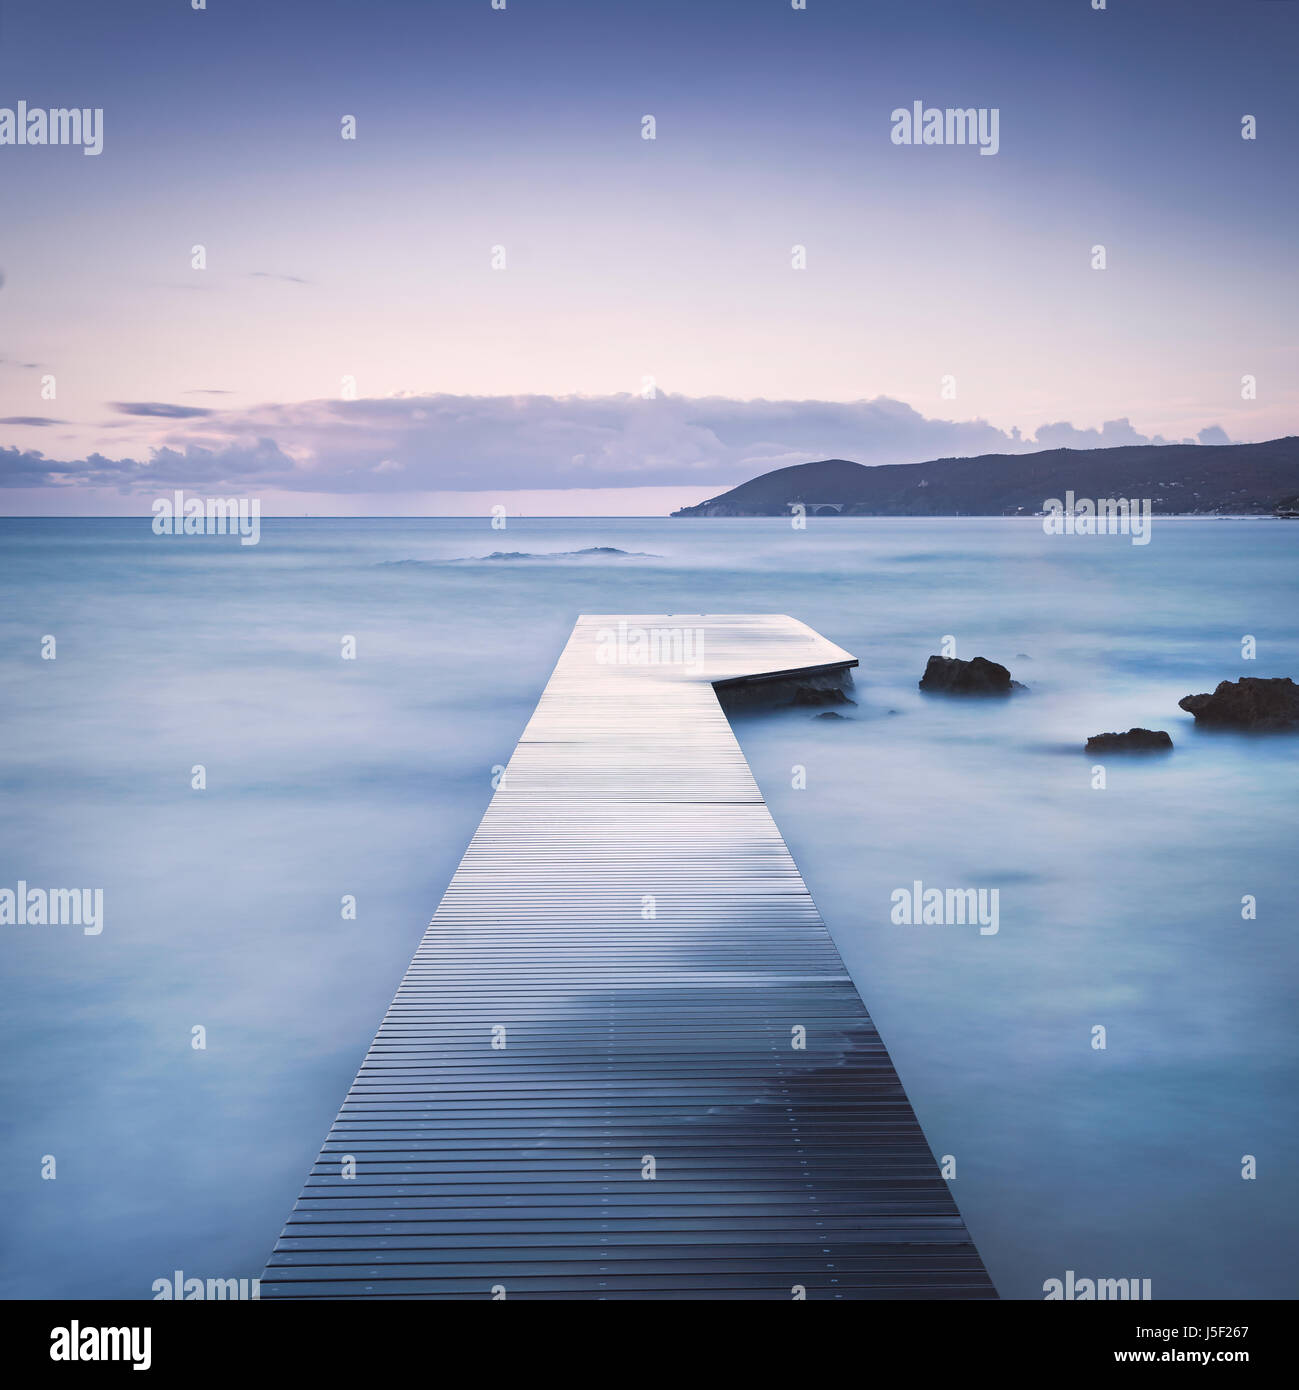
[1,515,1295,1299]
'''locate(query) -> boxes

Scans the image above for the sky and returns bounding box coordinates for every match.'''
[0,0,1296,515]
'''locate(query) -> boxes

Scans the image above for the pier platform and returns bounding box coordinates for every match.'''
[263,615,996,1299]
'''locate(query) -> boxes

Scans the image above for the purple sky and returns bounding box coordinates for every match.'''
[1,0,1295,514]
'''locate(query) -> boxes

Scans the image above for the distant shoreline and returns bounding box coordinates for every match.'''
[671,441,1299,519]
[0,513,1292,523]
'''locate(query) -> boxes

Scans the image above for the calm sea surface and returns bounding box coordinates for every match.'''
[1,516,1296,1298]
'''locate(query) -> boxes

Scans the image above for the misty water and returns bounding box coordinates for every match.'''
[1,516,1295,1299]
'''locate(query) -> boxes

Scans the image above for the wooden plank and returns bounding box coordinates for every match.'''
[263,615,996,1300]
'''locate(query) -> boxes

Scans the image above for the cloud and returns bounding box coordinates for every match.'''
[1033,417,1235,451]
[248,272,310,285]
[1035,418,1161,449]
[0,393,1237,495]
[166,392,1031,492]
[0,439,297,489]
[110,402,216,419]
[0,416,62,427]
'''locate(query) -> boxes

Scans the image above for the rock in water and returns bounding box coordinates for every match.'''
[1085,728,1173,753]
[1178,676,1299,729]
[788,686,855,707]
[919,654,1025,695]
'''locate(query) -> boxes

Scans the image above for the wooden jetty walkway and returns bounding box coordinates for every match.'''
[263,615,996,1299]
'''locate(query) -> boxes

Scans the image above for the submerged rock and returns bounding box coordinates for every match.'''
[788,686,855,708]
[715,669,855,714]
[919,655,1025,695]
[1085,728,1173,753]
[815,711,848,720]
[1178,676,1299,729]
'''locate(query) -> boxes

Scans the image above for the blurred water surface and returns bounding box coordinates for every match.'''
[1,516,1295,1298]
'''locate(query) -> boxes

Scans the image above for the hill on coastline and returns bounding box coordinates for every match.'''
[670,438,1299,517]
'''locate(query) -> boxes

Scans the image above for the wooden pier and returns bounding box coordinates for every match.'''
[263,615,996,1299]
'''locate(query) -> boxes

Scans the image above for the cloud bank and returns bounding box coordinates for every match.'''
[0,392,1232,495]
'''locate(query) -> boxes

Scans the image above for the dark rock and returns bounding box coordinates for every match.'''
[815,711,847,720]
[715,670,854,713]
[1085,728,1173,753]
[919,654,1025,695]
[1178,676,1299,729]
[788,685,855,708]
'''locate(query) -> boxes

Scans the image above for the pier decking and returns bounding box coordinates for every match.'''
[263,615,996,1299]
